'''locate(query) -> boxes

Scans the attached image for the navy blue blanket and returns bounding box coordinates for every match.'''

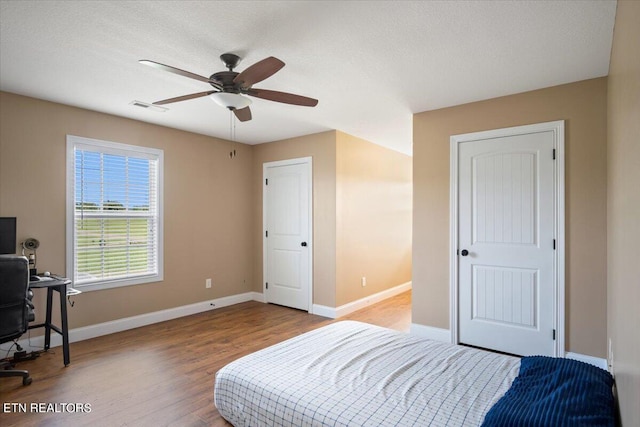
[482,356,614,426]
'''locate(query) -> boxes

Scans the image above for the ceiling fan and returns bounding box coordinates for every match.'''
[140,53,318,122]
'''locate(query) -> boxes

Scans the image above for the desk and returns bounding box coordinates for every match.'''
[28,277,72,366]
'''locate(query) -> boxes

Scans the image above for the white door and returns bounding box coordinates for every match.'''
[454,122,564,356]
[263,158,312,311]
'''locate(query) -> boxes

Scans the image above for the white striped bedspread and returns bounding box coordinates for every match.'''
[214,321,520,427]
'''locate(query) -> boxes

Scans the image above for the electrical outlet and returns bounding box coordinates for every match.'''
[206,278,212,289]
[361,277,367,287]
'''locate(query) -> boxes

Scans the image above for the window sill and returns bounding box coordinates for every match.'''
[74,273,163,292]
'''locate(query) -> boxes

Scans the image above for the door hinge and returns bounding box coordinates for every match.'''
[553,239,556,250]
[265,230,268,238]
[553,329,556,340]
[553,149,556,160]
[266,282,268,289]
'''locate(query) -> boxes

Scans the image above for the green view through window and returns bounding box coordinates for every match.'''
[67,135,163,291]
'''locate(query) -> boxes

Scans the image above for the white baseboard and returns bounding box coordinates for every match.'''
[251,291,266,303]
[1,291,259,355]
[410,323,451,342]
[310,304,336,318]
[565,352,608,370]
[312,281,412,319]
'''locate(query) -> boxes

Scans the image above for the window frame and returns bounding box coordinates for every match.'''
[66,135,164,292]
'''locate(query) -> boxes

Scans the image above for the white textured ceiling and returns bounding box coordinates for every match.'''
[0,1,616,155]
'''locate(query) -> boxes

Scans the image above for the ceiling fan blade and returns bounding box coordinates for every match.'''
[140,60,212,84]
[234,106,252,122]
[247,89,318,107]
[234,57,285,88]
[152,90,217,105]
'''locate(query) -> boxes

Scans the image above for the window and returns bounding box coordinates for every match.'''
[66,135,163,291]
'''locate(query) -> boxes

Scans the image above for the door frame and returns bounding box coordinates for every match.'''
[263,157,313,313]
[449,120,565,356]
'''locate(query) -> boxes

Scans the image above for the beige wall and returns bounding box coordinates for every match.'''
[607,1,640,425]
[251,131,338,307]
[413,77,608,358]
[0,92,254,329]
[335,131,412,306]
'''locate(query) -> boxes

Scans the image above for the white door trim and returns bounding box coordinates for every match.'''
[263,157,313,313]
[449,120,565,356]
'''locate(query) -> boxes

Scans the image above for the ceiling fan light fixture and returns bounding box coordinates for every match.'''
[210,92,252,110]
[141,55,317,122]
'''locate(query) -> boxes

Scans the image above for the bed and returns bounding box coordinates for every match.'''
[214,321,614,427]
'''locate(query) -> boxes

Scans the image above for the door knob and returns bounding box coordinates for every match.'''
[301,242,307,247]
[460,249,469,256]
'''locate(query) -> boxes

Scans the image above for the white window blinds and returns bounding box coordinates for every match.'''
[67,136,163,290]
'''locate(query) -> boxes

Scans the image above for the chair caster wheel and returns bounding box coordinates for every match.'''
[23,376,32,386]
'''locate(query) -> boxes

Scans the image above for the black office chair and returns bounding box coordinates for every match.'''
[0,255,34,385]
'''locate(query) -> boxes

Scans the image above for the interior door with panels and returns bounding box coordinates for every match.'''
[453,121,564,357]
[263,158,312,311]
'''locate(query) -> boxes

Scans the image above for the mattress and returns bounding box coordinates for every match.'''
[214,321,520,426]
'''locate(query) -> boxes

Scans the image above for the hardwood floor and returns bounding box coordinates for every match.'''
[0,291,411,427]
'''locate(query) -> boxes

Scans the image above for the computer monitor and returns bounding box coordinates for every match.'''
[0,217,17,254]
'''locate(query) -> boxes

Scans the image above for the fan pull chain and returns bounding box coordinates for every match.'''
[228,110,237,159]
